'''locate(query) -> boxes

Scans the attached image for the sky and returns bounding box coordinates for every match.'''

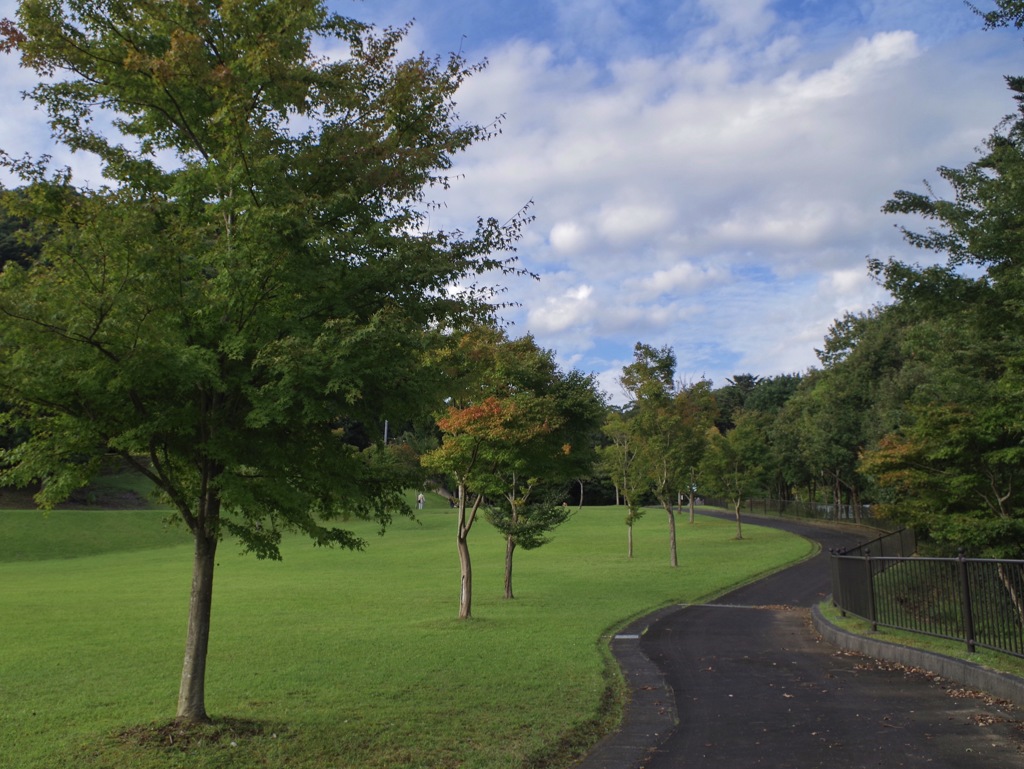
[0,0,1021,402]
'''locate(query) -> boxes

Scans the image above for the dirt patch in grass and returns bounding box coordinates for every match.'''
[117,717,275,751]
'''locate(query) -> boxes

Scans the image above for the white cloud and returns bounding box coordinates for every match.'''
[791,31,920,101]
[708,200,862,250]
[528,283,597,335]
[695,0,777,46]
[360,2,1022,389]
[549,221,591,254]
[827,268,873,296]
[628,262,727,296]
[596,201,674,244]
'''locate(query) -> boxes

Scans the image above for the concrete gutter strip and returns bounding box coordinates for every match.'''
[575,606,681,769]
[811,603,1024,707]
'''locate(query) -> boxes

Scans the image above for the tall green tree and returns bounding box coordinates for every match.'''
[671,380,716,525]
[860,7,1024,553]
[860,273,1024,554]
[620,343,714,566]
[976,0,1024,31]
[599,408,647,558]
[713,373,761,432]
[421,324,508,619]
[424,393,540,615]
[700,410,770,540]
[0,188,44,268]
[743,373,801,501]
[0,0,524,724]
[621,343,681,565]
[775,309,908,520]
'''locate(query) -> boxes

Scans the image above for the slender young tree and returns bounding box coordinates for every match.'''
[621,344,680,565]
[700,411,770,540]
[619,343,713,566]
[423,328,603,612]
[0,0,524,724]
[599,410,647,558]
[422,395,519,618]
[485,367,604,599]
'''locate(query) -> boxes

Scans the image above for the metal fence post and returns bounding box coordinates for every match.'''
[863,549,877,632]
[957,549,976,654]
[829,549,844,614]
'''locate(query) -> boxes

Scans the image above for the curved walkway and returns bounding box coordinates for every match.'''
[576,516,1024,769]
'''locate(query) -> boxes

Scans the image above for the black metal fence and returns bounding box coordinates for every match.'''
[830,532,1024,658]
[839,527,916,559]
[702,496,875,523]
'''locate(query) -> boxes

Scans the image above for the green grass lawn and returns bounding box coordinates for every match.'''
[0,495,813,769]
[0,509,189,561]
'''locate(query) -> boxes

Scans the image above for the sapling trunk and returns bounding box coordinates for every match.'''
[504,537,516,599]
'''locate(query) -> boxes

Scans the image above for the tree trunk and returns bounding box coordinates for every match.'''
[689,467,697,523]
[997,563,1024,628]
[457,484,476,619]
[458,531,472,618]
[503,490,520,600]
[666,503,678,567]
[627,520,633,559]
[176,527,218,723]
[504,537,516,599]
[733,498,744,540]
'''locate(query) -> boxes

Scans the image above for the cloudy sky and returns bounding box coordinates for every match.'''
[0,0,1021,401]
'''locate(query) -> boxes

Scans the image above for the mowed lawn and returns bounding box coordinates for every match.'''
[0,496,814,769]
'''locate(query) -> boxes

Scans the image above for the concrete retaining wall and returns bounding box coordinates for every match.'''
[812,603,1024,707]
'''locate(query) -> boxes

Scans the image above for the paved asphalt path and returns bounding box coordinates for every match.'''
[578,517,1024,769]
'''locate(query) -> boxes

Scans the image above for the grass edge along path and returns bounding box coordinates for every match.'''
[817,600,1024,681]
[0,499,814,769]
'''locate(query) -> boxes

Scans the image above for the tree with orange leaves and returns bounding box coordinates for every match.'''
[422,327,604,616]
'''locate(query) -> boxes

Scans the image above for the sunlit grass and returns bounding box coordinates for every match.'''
[0,496,813,768]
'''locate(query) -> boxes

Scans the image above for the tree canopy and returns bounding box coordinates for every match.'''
[0,0,525,723]
[856,66,1024,554]
[422,326,604,610]
[618,343,715,565]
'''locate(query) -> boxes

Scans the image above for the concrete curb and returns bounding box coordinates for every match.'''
[811,603,1024,707]
[573,605,680,769]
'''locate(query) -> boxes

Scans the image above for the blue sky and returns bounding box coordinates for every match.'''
[1,0,1021,402]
